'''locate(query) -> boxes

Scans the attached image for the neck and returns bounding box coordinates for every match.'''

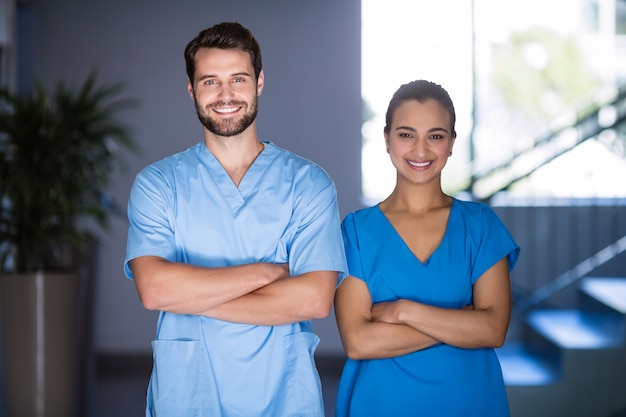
[382,180,450,214]
[203,128,264,186]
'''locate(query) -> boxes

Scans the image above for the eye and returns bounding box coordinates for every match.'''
[430,134,444,140]
[231,75,249,84]
[204,79,217,86]
[398,132,413,139]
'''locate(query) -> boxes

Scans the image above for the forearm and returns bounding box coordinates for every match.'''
[200,271,337,326]
[335,276,437,359]
[131,256,287,314]
[394,301,509,348]
[340,320,439,360]
[374,260,512,349]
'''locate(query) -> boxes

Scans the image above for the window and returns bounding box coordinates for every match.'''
[362,0,626,202]
[360,0,473,204]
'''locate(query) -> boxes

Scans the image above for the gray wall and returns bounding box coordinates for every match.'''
[31,0,362,355]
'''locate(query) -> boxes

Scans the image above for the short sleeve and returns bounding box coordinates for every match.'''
[471,204,520,284]
[124,166,176,279]
[285,168,348,283]
[339,212,364,286]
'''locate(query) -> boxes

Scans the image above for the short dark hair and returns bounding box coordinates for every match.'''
[384,80,456,137]
[184,22,263,83]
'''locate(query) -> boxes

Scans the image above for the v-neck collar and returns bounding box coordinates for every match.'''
[198,140,277,214]
[374,199,456,266]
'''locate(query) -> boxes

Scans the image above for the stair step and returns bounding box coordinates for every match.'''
[526,309,623,349]
[496,342,558,385]
[580,277,626,314]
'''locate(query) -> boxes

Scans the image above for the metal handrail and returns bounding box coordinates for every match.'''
[472,84,626,201]
[514,234,626,313]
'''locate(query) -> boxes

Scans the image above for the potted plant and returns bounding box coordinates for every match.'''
[0,72,137,417]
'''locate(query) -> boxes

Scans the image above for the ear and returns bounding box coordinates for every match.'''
[187,79,195,101]
[449,133,457,156]
[257,70,265,96]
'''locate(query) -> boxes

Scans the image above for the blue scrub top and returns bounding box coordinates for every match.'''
[125,141,348,417]
[336,200,520,417]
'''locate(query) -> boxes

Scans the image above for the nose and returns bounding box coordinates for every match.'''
[411,137,429,156]
[216,82,235,101]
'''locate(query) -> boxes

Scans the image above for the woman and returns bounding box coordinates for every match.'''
[335,80,520,417]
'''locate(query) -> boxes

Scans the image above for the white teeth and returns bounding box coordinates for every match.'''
[408,160,430,167]
[214,107,239,114]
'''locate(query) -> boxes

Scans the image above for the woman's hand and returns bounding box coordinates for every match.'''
[371,300,406,324]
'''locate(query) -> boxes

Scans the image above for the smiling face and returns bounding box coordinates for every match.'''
[385,99,456,187]
[187,47,264,137]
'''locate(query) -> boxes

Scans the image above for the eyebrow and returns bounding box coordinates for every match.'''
[230,71,252,78]
[395,126,450,134]
[196,71,252,82]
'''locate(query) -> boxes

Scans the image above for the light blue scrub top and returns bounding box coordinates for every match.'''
[125,141,348,417]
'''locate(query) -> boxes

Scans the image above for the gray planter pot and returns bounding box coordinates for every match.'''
[0,271,83,417]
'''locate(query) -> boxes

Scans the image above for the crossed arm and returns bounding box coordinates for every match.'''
[130,255,337,326]
[334,257,511,360]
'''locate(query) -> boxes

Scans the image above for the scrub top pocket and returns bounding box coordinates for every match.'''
[149,339,218,417]
[281,331,325,417]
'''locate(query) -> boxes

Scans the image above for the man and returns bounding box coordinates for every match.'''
[124,22,347,416]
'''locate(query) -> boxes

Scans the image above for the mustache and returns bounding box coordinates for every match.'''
[208,100,247,109]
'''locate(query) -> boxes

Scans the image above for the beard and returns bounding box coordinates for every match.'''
[194,95,258,137]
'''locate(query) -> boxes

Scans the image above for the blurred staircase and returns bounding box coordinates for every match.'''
[497,277,626,417]
[470,83,626,202]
